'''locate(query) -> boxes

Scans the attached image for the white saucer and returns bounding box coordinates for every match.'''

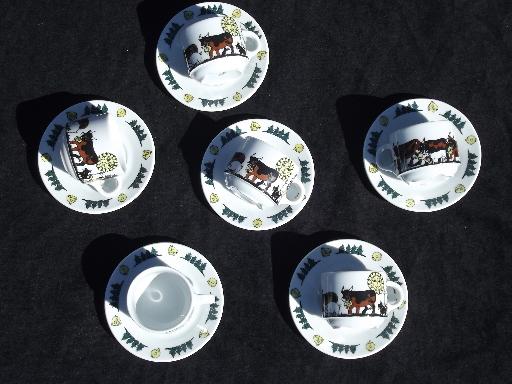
[37,100,155,214]
[288,239,408,359]
[156,2,269,112]
[363,98,482,212]
[104,242,224,362]
[200,119,315,230]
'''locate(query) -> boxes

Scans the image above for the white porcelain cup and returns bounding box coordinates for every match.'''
[127,266,215,333]
[180,15,261,86]
[57,113,128,197]
[224,137,306,209]
[376,120,461,185]
[321,270,404,329]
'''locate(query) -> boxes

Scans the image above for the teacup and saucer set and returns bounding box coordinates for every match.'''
[288,239,408,359]
[363,98,481,212]
[104,242,224,362]
[38,100,155,214]
[156,2,269,111]
[201,119,315,230]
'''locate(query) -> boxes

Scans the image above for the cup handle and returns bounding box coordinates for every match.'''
[385,281,405,312]
[280,181,306,206]
[88,177,122,198]
[375,143,396,173]
[194,293,216,305]
[241,30,261,58]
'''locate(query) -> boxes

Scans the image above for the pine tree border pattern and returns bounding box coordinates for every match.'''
[297,257,320,285]
[45,168,67,191]
[83,104,108,116]
[199,4,223,15]
[382,266,402,286]
[421,192,449,209]
[134,247,161,267]
[463,151,478,178]
[377,313,400,339]
[181,253,207,275]
[46,124,65,149]
[203,160,215,187]
[367,130,383,156]
[128,165,148,189]
[122,328,147,351]
[221,204,246,223]
[267,205,293,223]
[109,281,123,310]
[394,101,421,118]
[264,125,290,143]
[199,97,227,108]
[336,244,364,256]
[127,120,147,146]
[162,69,182,90]
[242,64,262,89]
[164,22,183,48]
[205,296,220,323]
[440,110,466,133]
[330,342,359,354]
[242,21,262,38]
[293,303,312,330]
[220,126,246,147]
[377,176,401,199]
[300,160,312,183]
[165,338,193,357]
[83,198,111,209]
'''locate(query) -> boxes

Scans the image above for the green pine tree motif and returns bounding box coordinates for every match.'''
[198,97,227,108]
[83,198,111,209]
[203,160,215,187]
[440,110,466,133]
[205,297,220,322]
[162,69,182,90]
[46,124,65,149]
[367,130,383,156]
[336,244,364,255]
[297,257,320,284]
[122,328,147,351]
[382,266,402,286]
[128,165,147,189]
[164,22,183,48]
[83,104,108,116]
[267,205,293,223]
[199,4,224,15]
[463,151,478,178]
[264,125,290,143]
[242,21,262,38]
[134,247,161,266]
[330,342,359,354]
[221,204,247,223]
[109,281,123,310]
[45,168,67,191]
[165,338,194,357]
[220,126,246,147]
[182,253,207,275]
[394,101,421,118]
[421,192,449,209]
[242,64,262,89]
[377,313,400,339]
[300,160,312,183]
[377,176,401,199]
[127,120,147,145]
[293,303,312,330]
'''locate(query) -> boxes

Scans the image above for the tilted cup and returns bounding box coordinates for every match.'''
[321,270,404,330]
[180,15,261,86]
[224,137,306,209]
[376,120,461,185]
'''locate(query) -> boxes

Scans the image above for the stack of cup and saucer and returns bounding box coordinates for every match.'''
[200,119,315,230]
[288,239,408,359]
[38,100,155,214]
[104,242,224,362]
[156,2,270,111]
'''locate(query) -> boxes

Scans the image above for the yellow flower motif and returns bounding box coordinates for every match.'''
[184,94,194,103]
[368,163,378,173]
[294,143,304,153]
[367,272,385,294]
[207,277,217,287]
[256,50,267,60]
[119,265,129,275]
[454,184,466,193]
[313,335,324,346]
[111,315,121,326]
[199,329,210,338]
[66,195,77,205]
[233,92,242,102]
[379,115,389,126]
[210,193,219,203]
[96,153,118,173]
[290,288,301,298]
[168,245,178,255]
[66,111,77,121]
[405,198,415,208]
[209,145,219,155]
[41,153,51,162]
[465,135,477,145]
[183,10,193,20]
[321,247,332,257]
[150,348,160,358]
[231,8,241,18]
[252,218,263,228]
[221,15,240,36]
[428,101,438,112]
[371,252,382,262]
[142,150,152,160]
[276,157,295,181]
[116,108,126,117]
[117,193,127,203]
[366,340,376,351]
[250,121,261,131]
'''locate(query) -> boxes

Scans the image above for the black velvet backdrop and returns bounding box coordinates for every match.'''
[1,0,512,383]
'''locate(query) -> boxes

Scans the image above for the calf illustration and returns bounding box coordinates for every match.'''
[341,286,377,315]
[199,32,234,58]
[245,155,279,191]
[69,130,98,166]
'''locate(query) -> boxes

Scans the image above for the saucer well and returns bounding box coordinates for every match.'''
[200,119,315,230]
[38,100,155,214]
[363,98,482,212]
[156,2,269,112]
[104,242,224,362]
[288,239,408,359]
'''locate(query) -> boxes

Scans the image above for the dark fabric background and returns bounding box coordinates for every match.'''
[1,0,511,383]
